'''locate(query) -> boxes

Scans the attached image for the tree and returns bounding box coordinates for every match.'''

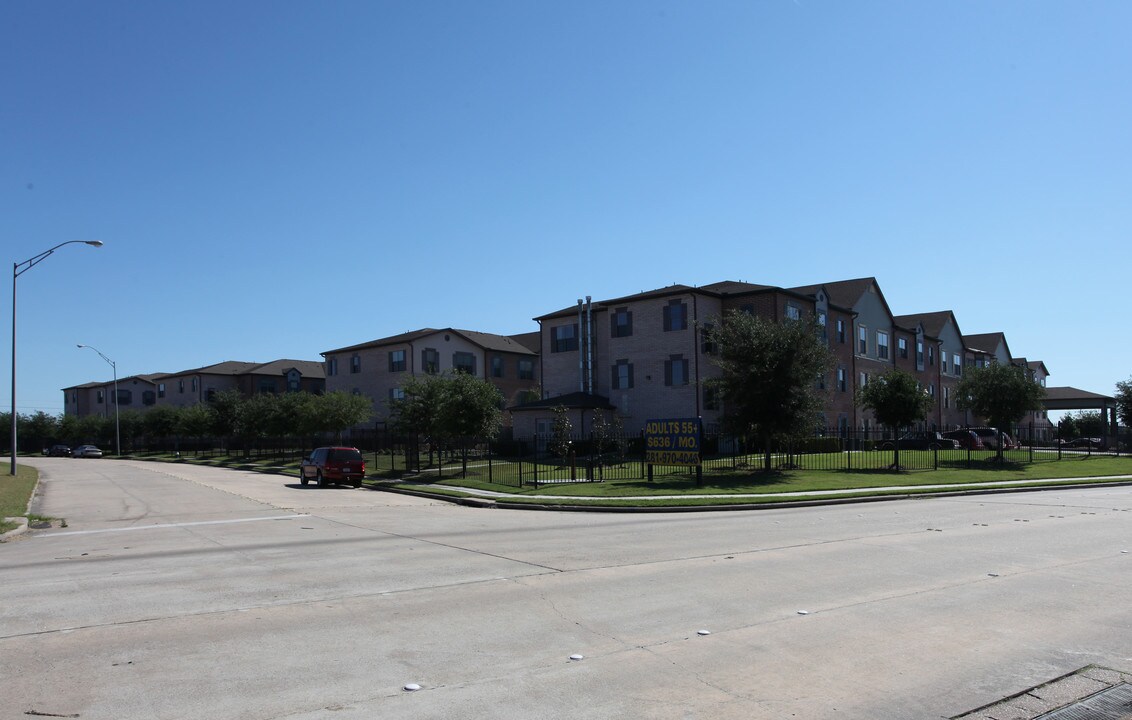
[1065,410,1104,437]
[312,391,373,442]
[856,368,934,470]
[176,404,216,454]
[549,405,573,460]
[390,374,502,475]
[22,411,61,453]
[957,363,1046,459]
[1116,377,1132,427]
[706,310,833,471]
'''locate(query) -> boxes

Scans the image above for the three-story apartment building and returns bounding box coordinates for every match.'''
[321,328,539,428]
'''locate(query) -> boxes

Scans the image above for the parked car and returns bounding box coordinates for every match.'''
[71,445,103,458]
[45,444,72,457]
[1060,437,1105,449]
[942,429,984,450]
[964,427,1017,450]
[879,432,960,451]
[299,447,366,487]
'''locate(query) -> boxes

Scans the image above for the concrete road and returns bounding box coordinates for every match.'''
[2,458,1131,720]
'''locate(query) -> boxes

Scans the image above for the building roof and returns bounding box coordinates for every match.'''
[62,374,164,391]
[534,280,814,322]
[892,310,963,340]
[963,332,1012,359]
[1042,386,1115,411]
[322,328,537,356]
[245,359,326,378]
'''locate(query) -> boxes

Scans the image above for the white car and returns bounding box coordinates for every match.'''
[72,445,103,458]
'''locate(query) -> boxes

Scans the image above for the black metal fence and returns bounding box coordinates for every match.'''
[360,423,1132,487]
[39,421,1128,486]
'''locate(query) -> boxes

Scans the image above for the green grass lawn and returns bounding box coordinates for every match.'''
[0,464,39,534]
[390,453,1132,503]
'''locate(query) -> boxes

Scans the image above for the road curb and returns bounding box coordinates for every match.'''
[371,478,1132,512]
[1,516,30,541]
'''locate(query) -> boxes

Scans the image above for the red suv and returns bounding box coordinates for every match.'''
[300,447,366,487]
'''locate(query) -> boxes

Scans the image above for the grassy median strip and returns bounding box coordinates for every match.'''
[0,464,39,534]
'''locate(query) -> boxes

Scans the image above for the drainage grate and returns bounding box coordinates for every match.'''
[1036,683,1132,720]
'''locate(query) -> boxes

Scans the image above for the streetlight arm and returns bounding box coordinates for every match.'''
[77,343,115,369]
[15,240,103,279]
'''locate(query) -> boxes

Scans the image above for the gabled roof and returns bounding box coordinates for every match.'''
[508,331,540,353]
[534,281,812,322]
[247,359,326,378]
[535,284,700,321]
[963,332,1012,359]
[63,374,164,391]
[323,328,536,356]
[892,310,963,340]
[698,280,776,295]
[788,277,874,315]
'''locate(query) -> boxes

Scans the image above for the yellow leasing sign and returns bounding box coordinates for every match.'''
[645,418,702,466]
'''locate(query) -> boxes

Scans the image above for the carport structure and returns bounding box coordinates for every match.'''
[1042,386,1119,436]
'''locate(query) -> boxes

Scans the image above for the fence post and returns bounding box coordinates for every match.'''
[640,431,646,479]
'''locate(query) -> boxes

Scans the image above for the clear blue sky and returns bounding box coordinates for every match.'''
[4,1,1130,417]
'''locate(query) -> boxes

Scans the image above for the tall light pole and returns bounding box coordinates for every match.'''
[77,344,120,458]
[11,240,104,476]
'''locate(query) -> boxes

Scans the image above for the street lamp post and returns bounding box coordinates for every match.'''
[10,240,103,476]
[77,344,120,458]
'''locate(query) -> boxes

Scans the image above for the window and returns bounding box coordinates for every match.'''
[837,367,847,392]
[928,345,935,366]
[944,386,951,409]
[858,326,868,355]
[142,390,156,406]
[785,304,800,321]
[898,337,908,359]
[178,379,184,394]
[877,331,890,360]
[859,372,868,388]
[491,356,504,378]
[453,351,476,374]
[192,378,198,392]
[665,355,689,386]
[704,385,719,411]
[328,358,338,376]
[551,324,578,352]
[817,312,827,341]
[158,383,166,398]
[117,389,133,405]
[611,308,633,338]
[422,348,439,374]
[287,371,300,392]
[836,319,846,344]
[928,383,936,397]
[611,359,633,390]
[389,350,406,373]
[389,387,405,401]
[259,380,276,394]
[953,353,962,376]
[351,354,361,374]
[701,322,716,354]
[205,388,215,401]
[97,390,104,403]
[916,341,924,369]
[663,300,688,331]
[518,359,534,380]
